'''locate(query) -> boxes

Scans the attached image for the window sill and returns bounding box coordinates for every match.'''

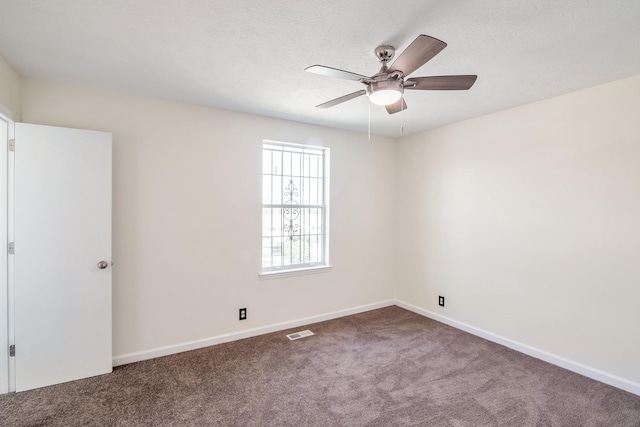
[259,265,333,280]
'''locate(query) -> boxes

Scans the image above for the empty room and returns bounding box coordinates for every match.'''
[0,1,639,425]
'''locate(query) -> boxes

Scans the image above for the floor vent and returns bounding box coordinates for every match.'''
[286,330,314,341]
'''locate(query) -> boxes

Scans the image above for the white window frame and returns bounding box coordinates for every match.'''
[259,140,331,279]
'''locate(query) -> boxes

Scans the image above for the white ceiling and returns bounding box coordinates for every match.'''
[1,0,639,137]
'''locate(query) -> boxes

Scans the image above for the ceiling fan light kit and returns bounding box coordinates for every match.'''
[306,34,477,114]
[366,79,403,106]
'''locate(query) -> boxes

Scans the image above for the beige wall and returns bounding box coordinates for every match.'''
[397,75,640,384]
[10,53,640,389]
[21,79,397,356]
[0,56,21,118]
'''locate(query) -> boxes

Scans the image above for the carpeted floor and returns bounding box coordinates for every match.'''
[1,306,639,426]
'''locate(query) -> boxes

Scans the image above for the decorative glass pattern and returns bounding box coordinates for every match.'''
[262,142,327,270]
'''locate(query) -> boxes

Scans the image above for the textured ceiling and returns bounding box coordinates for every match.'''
[1,0,639,137]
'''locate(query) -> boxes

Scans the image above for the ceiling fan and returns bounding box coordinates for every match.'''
[305,35,477,114]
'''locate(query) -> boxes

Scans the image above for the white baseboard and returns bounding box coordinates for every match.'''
[394,299,640,397]
[112,300,395,367]
[113,298,639,397]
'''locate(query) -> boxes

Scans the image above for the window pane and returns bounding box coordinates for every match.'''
[272,207,282,236]
[262,237,273,268]
[262,208,272,236]
[291,152,301,177]
[309,154,318,178]
[282,151,291,177]
[302,236,310,263]
[272,150,281,176]
[310,235,318,262]
[301,176,310,205]
[308,208,318,233]
[263,150,272,175]
[262,142,328,271]
[272,175,282,204]
[262,177,272,205]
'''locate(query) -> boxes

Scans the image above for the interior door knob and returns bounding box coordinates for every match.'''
[97,261,108,269]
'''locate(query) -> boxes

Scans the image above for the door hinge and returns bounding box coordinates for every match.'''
[9,139,15,152]
[8,242,15,255]
[9,345,15,357]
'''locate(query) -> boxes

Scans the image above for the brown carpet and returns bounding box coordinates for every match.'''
[1,306,639,426]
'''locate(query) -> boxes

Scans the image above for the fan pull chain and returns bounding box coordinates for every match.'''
[368,102,371,143]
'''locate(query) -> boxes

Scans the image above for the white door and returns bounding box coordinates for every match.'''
[13,123,112,392]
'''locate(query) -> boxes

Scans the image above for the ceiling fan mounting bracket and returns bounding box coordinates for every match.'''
[374,45,395,63]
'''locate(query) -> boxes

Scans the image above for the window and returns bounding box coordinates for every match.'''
[261,141,329,275]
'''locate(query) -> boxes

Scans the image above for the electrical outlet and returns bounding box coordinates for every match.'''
[438,296,445,307]
[239,308,247,320]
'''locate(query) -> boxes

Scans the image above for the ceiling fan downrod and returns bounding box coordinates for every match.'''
[374,45,395,74]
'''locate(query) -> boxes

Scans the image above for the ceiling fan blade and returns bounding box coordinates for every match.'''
[305,65,368,82]
[388,35,447,77]
[406,75,478,90]
[385,98,407,115]
[316,90,366,108]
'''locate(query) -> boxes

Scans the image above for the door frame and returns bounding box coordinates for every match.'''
[0,109,17,394]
